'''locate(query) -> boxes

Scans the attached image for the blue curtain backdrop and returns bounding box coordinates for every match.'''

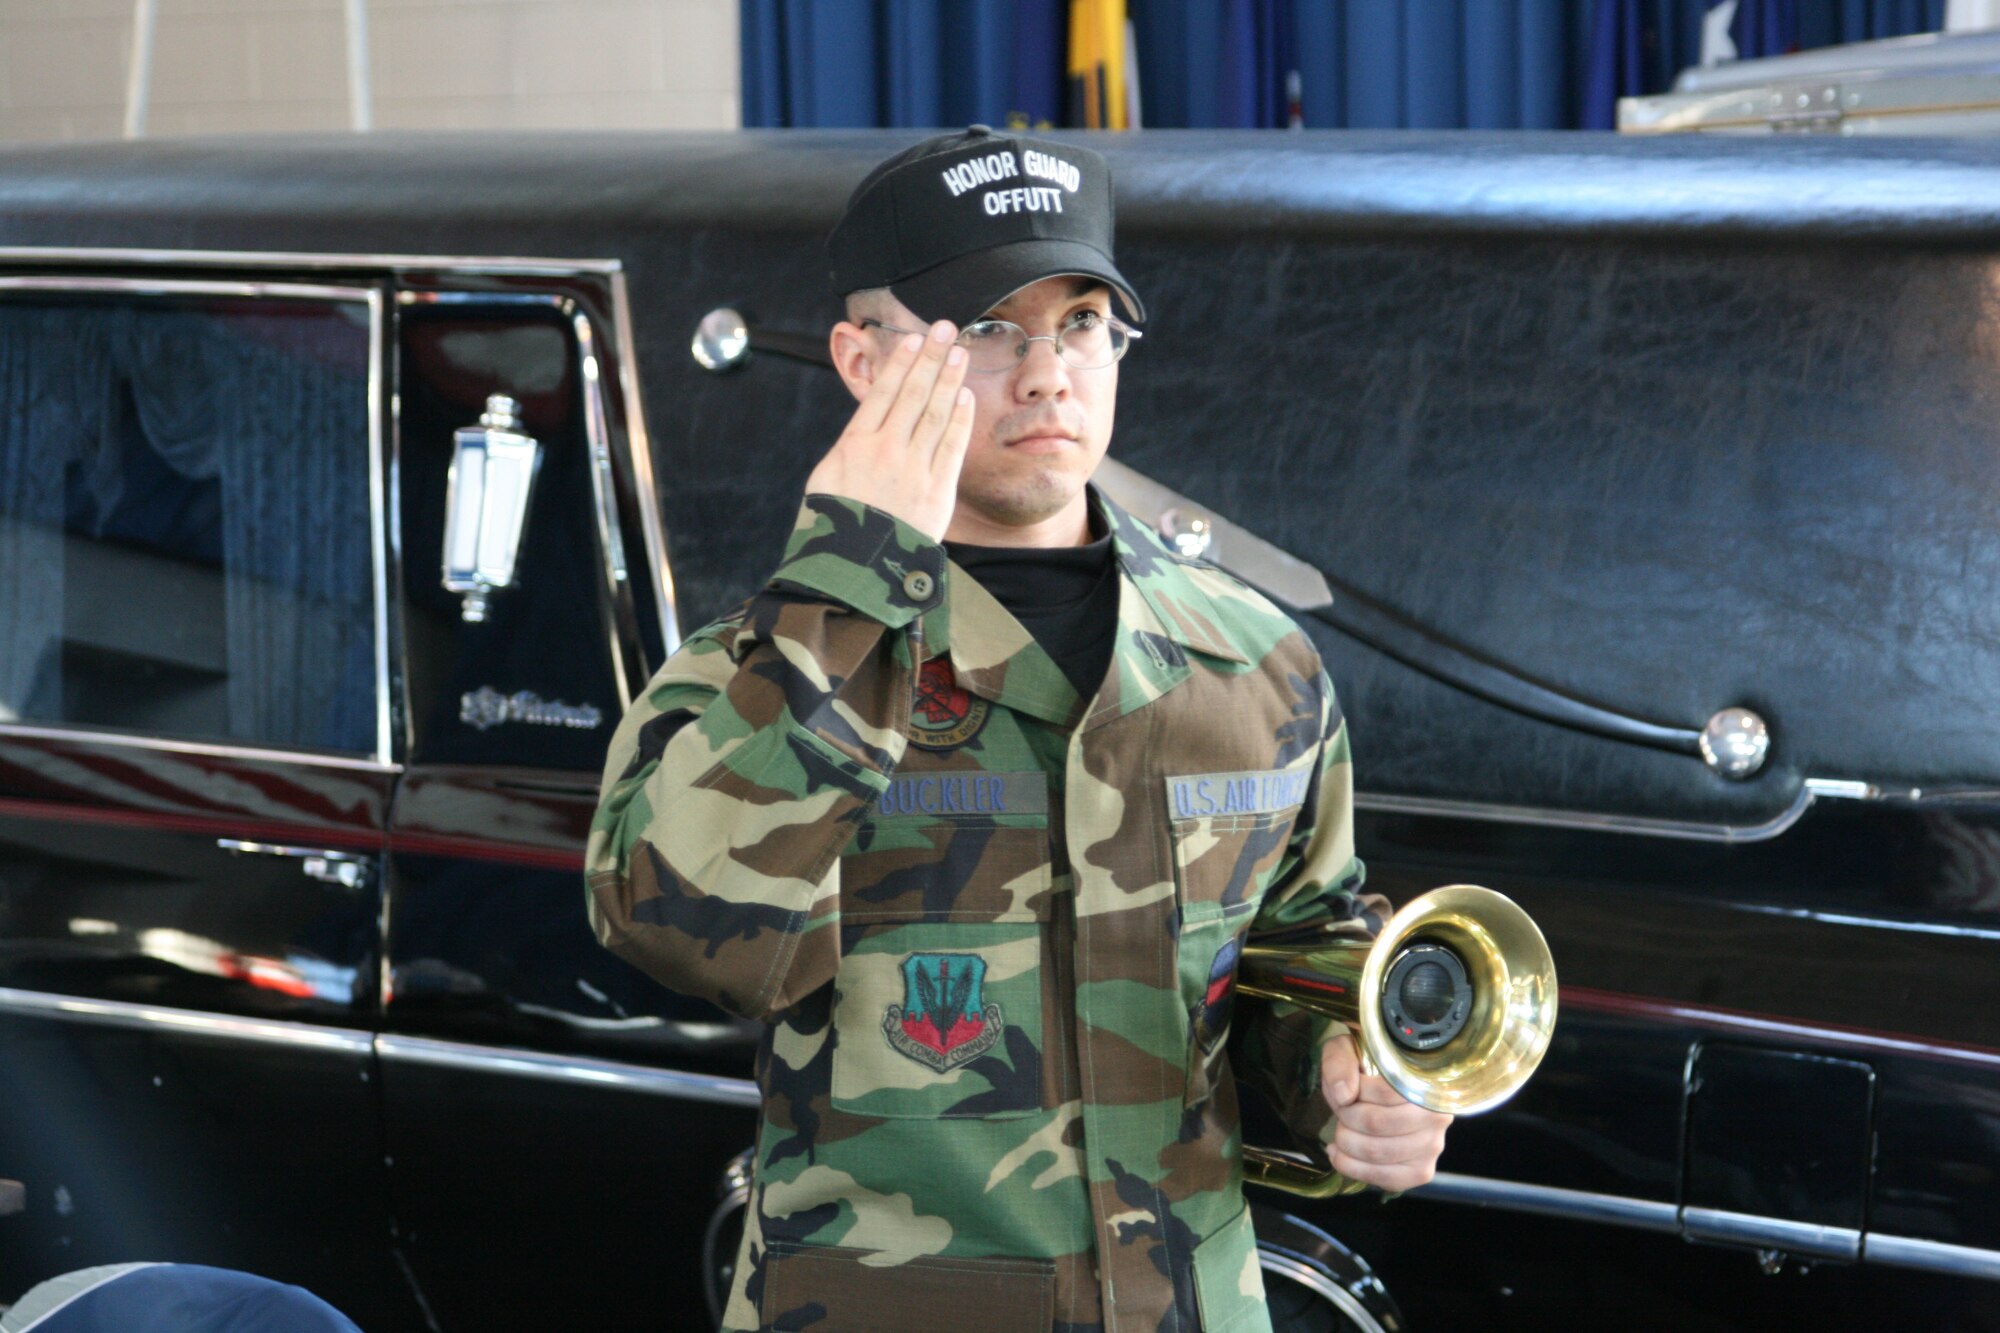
[742,0,1948,130]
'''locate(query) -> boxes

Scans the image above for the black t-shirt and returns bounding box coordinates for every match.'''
[946,529,1119,702]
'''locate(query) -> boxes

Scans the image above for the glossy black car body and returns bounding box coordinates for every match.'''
[0,131,1995,1331]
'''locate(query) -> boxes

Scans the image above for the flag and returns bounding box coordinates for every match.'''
[1067,0,1130,129]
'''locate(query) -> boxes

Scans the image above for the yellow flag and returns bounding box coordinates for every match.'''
[1067,0,1128,130]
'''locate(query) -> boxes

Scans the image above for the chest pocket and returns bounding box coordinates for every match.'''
[1166,766,1311,1104]
[1166,767,1312,915]
[831,769,1054,1120]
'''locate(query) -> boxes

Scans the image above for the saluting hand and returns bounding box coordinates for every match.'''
[1319,1032,1453,1193]
[807,320,973,543]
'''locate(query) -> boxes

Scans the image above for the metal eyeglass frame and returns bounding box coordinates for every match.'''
[860,313,1141,372]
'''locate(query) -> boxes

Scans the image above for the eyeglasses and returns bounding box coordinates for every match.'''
[862,310,1141,373]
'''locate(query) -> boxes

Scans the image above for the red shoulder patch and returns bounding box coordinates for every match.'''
[909,658,990,750]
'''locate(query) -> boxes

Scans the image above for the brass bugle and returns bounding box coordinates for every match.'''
[1236,884,1557,1198]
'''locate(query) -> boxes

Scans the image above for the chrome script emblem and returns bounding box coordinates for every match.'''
[459,688,604,732]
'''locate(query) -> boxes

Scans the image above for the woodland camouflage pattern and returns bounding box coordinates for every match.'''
[588,489,1384,1333]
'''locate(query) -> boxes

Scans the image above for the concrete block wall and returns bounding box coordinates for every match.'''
[0,0,739,140]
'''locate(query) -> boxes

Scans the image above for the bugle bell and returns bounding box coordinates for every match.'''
[1235,883,1557,1198]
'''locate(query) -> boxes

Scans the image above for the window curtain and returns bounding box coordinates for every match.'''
[113,307,375,753]
[741,0,1947,130]
[0,309,104,722]
[0,301,374,751]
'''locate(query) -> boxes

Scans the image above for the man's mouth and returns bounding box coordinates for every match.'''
[1003,422,1079,451]
[1005,435,1075,455]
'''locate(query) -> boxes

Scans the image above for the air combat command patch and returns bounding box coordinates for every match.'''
[909,657,990,750]
[1195,935,1241,1050]
[884,952,1003,1072]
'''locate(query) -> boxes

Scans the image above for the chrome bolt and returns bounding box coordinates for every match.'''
[1700,707,1770,780]
[692,307,751,372]
[1158,507,1214,559]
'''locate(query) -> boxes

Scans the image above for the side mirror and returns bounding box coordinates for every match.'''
[441,394,542,623]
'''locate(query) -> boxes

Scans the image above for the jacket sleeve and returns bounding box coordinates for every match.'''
[1231,666,1392,1149]
[584,495,943,1021]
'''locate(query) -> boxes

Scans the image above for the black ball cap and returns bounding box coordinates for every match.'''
[828,124,1145,328]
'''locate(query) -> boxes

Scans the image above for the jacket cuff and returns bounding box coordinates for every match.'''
[769,495,947,628]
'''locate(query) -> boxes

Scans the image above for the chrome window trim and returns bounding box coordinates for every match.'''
[366,286,390,761]
[393,292,567,308]
[0,986,373,1056]
[1681,1206,1861,1262]
[1255,1251,1389,1333]
[0,272,393,764]
[0,246,621,276]
[572,308,636,706]
[216,838,367,862]
[1356,777,1913,845]
[0,274,376,303]
[0,721,398,773]
[375,1034,760,1107]
[609,270,681,660]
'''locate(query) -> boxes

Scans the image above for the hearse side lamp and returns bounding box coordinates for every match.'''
[442,394,543,623]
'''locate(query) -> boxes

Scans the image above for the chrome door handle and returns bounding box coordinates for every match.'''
[217,839,374,890]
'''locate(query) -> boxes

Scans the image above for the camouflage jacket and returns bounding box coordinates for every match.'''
[587,488,1383,1333]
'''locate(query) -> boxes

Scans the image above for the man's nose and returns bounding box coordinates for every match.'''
[1012,336,1071,400]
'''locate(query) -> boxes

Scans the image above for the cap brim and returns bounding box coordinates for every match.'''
[891,238,1145,328]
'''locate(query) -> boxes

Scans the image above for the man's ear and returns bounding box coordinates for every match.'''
[828,321,879,404]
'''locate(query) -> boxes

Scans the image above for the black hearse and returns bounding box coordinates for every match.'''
[0,132,1995,1332]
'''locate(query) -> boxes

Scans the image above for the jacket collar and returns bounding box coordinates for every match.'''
[920,484,1251,729]
[1099,487,1254,668]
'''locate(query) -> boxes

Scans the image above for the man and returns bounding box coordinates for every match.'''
[587,126,1449,1333]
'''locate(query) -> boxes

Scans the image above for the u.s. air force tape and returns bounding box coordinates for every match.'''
[1165,768,1311,820]
[874,770,1049,818]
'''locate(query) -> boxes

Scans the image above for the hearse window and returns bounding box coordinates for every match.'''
[0,289,378,754]
[397,303,621,771]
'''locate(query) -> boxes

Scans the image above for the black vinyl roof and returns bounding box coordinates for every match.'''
[3,129,2000,252]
